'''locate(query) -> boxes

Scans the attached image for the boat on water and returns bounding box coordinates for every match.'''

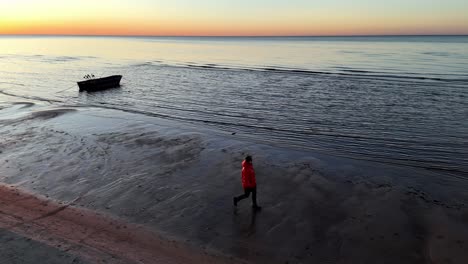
[77,75,122,92]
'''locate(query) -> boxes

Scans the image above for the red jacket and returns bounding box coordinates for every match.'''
[241,160,256,188]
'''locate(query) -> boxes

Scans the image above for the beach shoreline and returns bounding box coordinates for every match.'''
[0,183,241,264]
[1,97,468,263]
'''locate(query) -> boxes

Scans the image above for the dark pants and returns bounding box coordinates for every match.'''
[235,187,257,206]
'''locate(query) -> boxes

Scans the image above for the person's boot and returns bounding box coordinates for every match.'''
[252,204,262,211]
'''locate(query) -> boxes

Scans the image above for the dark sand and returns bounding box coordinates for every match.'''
[1,99,468,263]
[0,228,87,264]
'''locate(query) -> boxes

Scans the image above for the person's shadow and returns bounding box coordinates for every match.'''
[247,208,258,236]
[234,207,259,236]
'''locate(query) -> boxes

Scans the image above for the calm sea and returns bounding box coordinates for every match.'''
[0,36,467,176]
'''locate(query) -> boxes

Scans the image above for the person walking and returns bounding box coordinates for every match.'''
[233,155,261,210]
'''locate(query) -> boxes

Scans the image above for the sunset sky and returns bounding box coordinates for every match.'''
[0,0,467,36]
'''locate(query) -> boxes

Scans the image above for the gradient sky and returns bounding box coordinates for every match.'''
[0,0,467,36]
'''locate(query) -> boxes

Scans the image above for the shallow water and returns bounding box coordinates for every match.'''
[0,36,467,176]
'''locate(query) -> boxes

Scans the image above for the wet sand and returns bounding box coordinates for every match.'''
[1,98,468,263]
[0,228,87,264]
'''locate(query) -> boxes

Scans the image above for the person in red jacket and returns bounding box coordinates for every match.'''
[233,155,261,210]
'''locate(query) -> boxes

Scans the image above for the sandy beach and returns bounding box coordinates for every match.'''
[0,184,239,264]
[1,96,468,264]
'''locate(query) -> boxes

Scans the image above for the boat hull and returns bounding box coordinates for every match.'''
[77,75,122,92]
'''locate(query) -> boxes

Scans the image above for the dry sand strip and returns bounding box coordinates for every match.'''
[0,184,242,264]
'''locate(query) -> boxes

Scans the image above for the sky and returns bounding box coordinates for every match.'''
[0,0,467,36]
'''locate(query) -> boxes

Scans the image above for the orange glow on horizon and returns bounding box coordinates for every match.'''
[2,19,467,37]
[0,0,467,36]
[2,26,467,37]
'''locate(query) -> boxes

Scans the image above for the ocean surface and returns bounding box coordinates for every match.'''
[0,36,467,176]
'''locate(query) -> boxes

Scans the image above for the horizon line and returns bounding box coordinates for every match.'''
[1,33,467,38]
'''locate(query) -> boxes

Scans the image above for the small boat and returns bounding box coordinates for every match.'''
[77,75,122,92]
